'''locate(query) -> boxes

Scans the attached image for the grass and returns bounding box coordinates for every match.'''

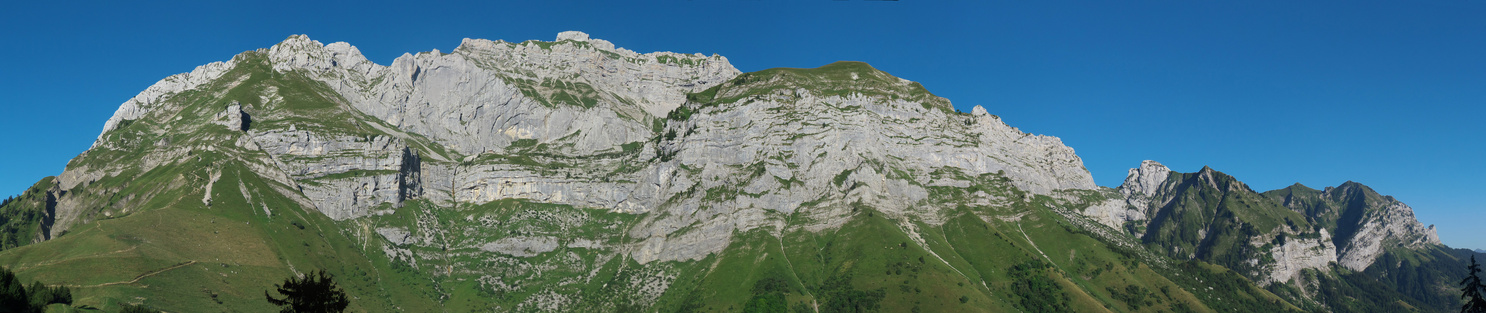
[680,61,954,117]
[0,160,443,312]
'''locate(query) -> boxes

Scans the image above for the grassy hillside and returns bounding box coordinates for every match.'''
[0,159,442,312]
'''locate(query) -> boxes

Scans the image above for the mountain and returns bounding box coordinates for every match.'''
[1081,160,1473,312]
[0,32,1474,312]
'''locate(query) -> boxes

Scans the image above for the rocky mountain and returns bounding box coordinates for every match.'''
[1086,161,1440,281]
[1080,160,1468,312]
[0,32,1477,313]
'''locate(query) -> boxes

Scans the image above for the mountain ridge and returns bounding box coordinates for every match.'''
[0,31,1475,313]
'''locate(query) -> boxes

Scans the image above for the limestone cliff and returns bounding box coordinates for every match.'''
[60,32,1099,267]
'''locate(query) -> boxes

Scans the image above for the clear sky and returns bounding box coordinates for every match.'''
[2,1,1482,249]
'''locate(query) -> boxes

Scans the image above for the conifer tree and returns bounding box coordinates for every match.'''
[1462,255,1486,313]
[265,270,349,313]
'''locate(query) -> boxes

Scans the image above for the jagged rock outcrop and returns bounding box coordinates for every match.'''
[1121,160,1172,210]
[213,101,250,131]
[1084,160,1171,229]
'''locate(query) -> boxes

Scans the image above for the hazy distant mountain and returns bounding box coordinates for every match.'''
[0,31,1473,312]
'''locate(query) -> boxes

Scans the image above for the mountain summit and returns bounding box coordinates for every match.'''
[0,32,1476,312]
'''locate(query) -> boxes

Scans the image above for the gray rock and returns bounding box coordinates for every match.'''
[1265,229,1337,284]
[481,236,560,257]
[268,32,739,157]
[1335,200,1440,270]
[212,101,249,131]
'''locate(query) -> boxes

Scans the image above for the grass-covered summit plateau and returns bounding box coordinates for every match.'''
[0,32,1478,312]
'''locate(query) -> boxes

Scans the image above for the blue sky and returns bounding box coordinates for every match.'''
[2,1,1482,249]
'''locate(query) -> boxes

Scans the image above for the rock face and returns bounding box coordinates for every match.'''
[212,101,250,131]
[57,33,1102,270]
[1319,184,1441,271]
[1120,160,1172,210]
[1084,160,1171,229]
[268,33,739,157]
[249,129,423,220]
[1265,228,1337,284]
[620,61,1095,262]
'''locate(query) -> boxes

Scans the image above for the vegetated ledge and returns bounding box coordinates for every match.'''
[675,61,955,121]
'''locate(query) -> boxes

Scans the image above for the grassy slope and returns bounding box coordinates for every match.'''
[673,61,955,123]
[0,160,441,312]
[0,49,455,312]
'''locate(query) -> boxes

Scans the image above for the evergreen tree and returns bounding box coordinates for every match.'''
[0,267,71,313]
[0,268,28,313]
[1463,255,1486,313]
[265,270,349,313]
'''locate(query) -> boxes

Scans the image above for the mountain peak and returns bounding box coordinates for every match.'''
[1120,160,1172,196]
[556,30,590,42]
[283,34,313,43]
[272,34,322,52]
[1281,182,1320,194]
[1329,180,1381,200]
[1338,180,1368,190]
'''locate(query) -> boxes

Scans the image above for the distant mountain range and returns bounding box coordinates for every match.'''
[0,31,1479,312]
